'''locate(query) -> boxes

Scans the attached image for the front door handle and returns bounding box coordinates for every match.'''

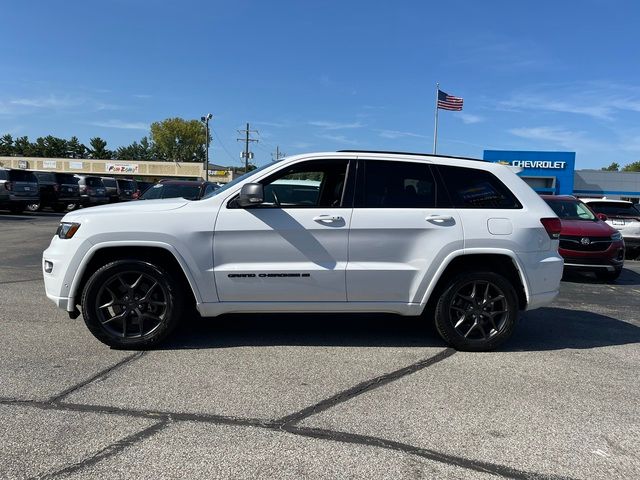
[426,214,454,223]
[313,215,343,223]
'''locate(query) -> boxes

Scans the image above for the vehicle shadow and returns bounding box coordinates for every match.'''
[160,307,640,352]
[561,266,640,286]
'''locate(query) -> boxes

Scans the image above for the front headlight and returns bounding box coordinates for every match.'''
[611,231,622,241]
[56,222,81,239]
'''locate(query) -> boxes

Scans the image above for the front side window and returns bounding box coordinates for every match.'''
[357,160,437,208]
[437,165,521,209]
[260,159,348,208]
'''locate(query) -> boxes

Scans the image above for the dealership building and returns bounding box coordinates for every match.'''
[484,150,640,203]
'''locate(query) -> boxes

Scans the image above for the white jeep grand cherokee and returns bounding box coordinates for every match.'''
[43,151,563,351]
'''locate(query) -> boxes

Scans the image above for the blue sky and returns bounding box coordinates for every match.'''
[1,0,639,169]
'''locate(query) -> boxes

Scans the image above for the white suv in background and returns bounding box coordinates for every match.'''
[43,151,563,351]
[581,198,640,256]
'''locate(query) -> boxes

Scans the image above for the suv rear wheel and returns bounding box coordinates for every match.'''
[81,260,183,349]
[434,272,518,352]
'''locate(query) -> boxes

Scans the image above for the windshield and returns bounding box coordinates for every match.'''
[587,201,640,217]
[203,163,277,199]
[141,183,202,200]
[545,199,596,221]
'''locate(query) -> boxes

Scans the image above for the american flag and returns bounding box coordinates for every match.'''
[437,90,463,111]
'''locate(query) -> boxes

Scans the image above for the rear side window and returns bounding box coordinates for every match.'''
[437,165,521,209]
[357,160,438,208]
[9,170,38,182]
[0,170,7,180]
[101,178,116,187]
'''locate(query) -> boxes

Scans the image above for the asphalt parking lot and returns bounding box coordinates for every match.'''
[1,212,639,480]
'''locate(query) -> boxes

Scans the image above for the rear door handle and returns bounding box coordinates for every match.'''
[426,214,454,223]
[313,215,343,223]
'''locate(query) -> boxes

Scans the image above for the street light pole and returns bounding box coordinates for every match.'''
[201,113,212,181]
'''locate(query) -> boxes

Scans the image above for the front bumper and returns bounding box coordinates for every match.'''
[43,236,93,312]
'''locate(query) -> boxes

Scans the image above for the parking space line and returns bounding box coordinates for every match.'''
[277,348,456,427]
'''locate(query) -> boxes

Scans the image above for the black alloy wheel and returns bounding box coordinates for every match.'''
[82,260,183,348]
[435,272,518,351]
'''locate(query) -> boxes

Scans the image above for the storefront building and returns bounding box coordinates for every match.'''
[483,150,640,203]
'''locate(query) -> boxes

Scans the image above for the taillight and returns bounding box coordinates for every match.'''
[80,185,87,193]
[540,218,561,239]
[54,184,60,192]
[5,181,12,191]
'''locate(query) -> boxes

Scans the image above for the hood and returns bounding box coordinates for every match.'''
[559,219,617,237]
[64,198,189,220]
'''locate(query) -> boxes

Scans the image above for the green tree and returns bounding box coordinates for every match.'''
[622,161,640,172]
[89,137,111,159]
[150,117,207,162]
[602,162,620,171]
[42,135,68,157]
[13,136,30,156]
[67,136,87,158]
[0,134,14,156]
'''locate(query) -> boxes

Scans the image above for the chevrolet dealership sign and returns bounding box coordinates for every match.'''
[498,160,567,169]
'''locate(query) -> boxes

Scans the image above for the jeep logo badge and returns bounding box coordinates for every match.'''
[580,237,591,245]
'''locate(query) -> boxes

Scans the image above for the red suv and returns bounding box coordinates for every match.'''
[542,195,625,281]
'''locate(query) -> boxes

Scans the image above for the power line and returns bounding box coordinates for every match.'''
[210,127,236,165]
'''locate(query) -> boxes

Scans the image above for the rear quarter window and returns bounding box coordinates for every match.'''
[0,170,7,180]
[436,165,521,209]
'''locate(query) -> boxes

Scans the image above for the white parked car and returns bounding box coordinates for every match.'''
[43,151,563,351]
[580,198,640,255]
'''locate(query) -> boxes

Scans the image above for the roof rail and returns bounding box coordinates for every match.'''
[337,150,486,162]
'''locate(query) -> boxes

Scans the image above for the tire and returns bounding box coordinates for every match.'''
[434,272,518,352]
[67,203,78,211]
[81,260,184,349]
[595,268,622,282]
[8,204,24,214]
[26,202,41,212]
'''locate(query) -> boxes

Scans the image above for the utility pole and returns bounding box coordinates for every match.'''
[271,145,286,162]
[237,122,258,173]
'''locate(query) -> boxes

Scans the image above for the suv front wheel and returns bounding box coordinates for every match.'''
[81,260,183,349]
[434,272,518,352]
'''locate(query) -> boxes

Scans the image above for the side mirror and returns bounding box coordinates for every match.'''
[237,183,264,208]
[596,213,608,221]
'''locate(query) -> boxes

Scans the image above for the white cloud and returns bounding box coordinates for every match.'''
[10,95,80,108]
[309,120,364,130]
[88,120,148,130]
[501,82,640,120]
[377,129,428,139]
[457,113,484,124]
[316,133,359,145]
[508,126,603,151]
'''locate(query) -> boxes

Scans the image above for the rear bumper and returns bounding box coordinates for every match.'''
[515,251,564,311]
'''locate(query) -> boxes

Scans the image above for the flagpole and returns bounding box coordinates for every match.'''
[433,82,439,154]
